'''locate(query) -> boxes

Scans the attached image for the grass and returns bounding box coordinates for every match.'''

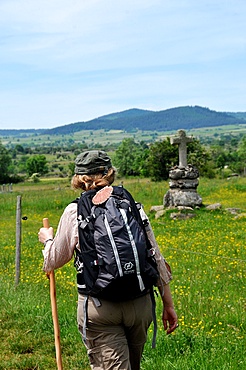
[0,177,245,369]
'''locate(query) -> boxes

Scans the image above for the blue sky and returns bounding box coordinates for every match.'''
[0,0,246,129]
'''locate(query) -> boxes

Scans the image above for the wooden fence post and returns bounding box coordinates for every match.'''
[15,195,22,286]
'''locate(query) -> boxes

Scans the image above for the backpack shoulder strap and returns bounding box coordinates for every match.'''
[114,185,153,248]
[113,186,141,219]
[71,197,79,204]
[77,189,96,216]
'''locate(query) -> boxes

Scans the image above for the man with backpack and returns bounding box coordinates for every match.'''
[38,150,178,370]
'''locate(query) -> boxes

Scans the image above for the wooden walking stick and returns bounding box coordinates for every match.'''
[43,218,63,370]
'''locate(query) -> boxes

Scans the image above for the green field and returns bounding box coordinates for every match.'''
[0,177,245,369]
[2,123,246,149]
[1,129,163,148]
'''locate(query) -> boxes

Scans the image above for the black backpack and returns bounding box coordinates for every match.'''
[74,185,159,301]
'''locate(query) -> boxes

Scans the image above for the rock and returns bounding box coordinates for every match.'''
[225,208,241,215]
[150,205,164,213]
[155,210,166,219]
[177,206,194,211]
[234,213,246,219]
[169,168,185,179]
[169,179,199,189]
[164,189,202,208]
[206,203,222,210]
[169,165,199,180]
[170,213,196,220]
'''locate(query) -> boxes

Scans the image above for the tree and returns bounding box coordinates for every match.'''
[0,140,12,184]
[68,161,75,178]
[147,138,178,181]
[233,135,246,174]
[114,138,147,177]
[209,134,246,176]
[26,155,49,177]
[237,135,246,163]
[15,144,25,153]
[186,139,215,178]
[17,155,29,174]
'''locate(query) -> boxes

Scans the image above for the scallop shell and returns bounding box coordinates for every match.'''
[92,186,113,205]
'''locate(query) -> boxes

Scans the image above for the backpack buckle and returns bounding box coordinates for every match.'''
[148,248,155,257]
[91,258,103,266]
[78,216,91,229]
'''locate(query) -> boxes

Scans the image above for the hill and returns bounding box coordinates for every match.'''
[224,112,246,121]
[42,106,246,135]
[1,106,246,137]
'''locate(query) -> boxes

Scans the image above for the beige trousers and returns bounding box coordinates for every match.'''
[77,293,152,370]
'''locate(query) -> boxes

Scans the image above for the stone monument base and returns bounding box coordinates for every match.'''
[164,189,202,208]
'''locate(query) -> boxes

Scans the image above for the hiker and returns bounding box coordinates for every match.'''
[38,150,178,370]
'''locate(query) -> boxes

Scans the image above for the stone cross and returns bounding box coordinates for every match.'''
[170,129,193,167]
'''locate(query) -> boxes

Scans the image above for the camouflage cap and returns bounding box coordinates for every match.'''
[74,150,112,175]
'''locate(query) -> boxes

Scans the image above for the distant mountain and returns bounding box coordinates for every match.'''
[1,106,246,137]
[41,106,246,135]
[224,112,246,121]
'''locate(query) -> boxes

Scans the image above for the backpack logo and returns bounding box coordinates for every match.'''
[123,261,134,273]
